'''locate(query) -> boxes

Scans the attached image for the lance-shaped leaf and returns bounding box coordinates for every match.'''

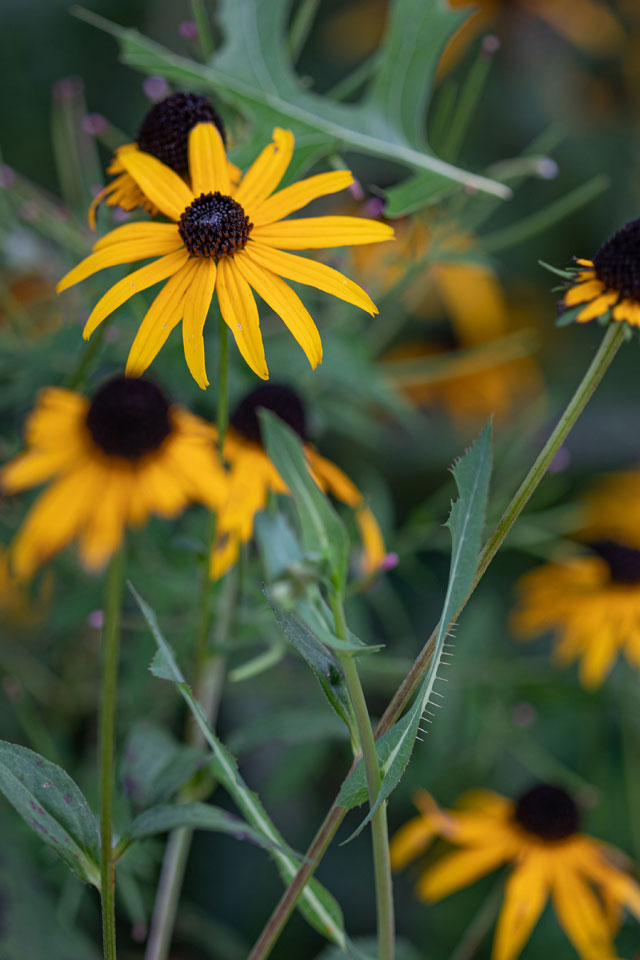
[74,0,510,208]
[338,422,492,835]
[130,582,346,949]
[0,741,100,886]
[259,409,349,591]
[120,722,204,811]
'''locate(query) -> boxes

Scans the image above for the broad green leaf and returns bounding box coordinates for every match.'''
[339,423,492,833]
[254,511,303,580]
[259,409,349,591]
[74,0,510,206]
[130,582,346,949]
[0,740,100,886]
[120,722,204,811]
[120,802,290,857]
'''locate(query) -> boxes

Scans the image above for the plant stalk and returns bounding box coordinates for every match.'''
[217,311,229,455]
[99,546,125,960]
[246,321,626,959]
[332,594,395,960]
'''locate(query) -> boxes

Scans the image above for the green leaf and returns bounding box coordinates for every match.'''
[73,0,510,205]
[259,409,349,591]
[121,802,290,857]
[0,740,100,886]
[538,259,576,281]
[339,422,493,834]
[130,581,346,949]
[254,511,303,580]
[120,722,204,811]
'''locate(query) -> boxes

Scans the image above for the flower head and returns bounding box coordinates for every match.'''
[2,376,226,577]
[511,541,640,687]
[89,91,229,228]
[561,218,640,328]
[210,383,385,579]
[61,123,393,386]
[391,785,640,960]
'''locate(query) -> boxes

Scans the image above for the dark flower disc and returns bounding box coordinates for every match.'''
[590,540,640,585]
[136,92,226,177]
[514,784,579,841]
[593,218,640,300]
[230,384,307,446]
[178,192,252,258]
[86,376,172,459]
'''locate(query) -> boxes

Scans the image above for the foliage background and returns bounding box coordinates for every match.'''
[1,1,640,958]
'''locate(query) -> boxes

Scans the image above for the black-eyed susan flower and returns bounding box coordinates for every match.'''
[511,541,640,688]
[89,91,233,229]
[59,123,393,387]
[391,784,640,960]
[580,467,640,551]
[561,218,640,328]
[210,384,385,579]
[1,376,227,577]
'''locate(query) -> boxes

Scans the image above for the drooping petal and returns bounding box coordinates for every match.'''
[251,171,355,226]
[83,249,190,340]
[551,866,616,960]
[564,279,606,306]
[210,529,241,580]
[57,235,184,293]
[245,242,378,315]
[233,251,322,368]
[78,468,129,570]
[216,258,268,380]
[612,298,640,326]
[119,149,194,221]
[306,448,361,506]
[188,122,231,196]
[492,858,549,960]
[94,222,181,250]
[126,260,199,377]
[182,259,217,389]
[234,128,295,211]
[390,815,437,870]
[251,216,394,249]
[577,621,621,689]
[418,843,510,902]
[576,291,619,322]
[357,506,386,575]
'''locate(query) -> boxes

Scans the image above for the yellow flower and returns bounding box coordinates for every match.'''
[580,467,640,551]
[391,785,640,960]
[561,219,640,327]
[88,92,235,229]
[1,376,227,577]
[511,542,640,688]
[59,123,393,387]
[210,384,385,579]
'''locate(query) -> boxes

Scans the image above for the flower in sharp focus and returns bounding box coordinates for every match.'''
[391,785,640,960]
[511,541,640,688]
[1,376,227,577]
[59,123,393,387]
[210,383,385,579]
[561,218,640,328]
[88,91,235,229]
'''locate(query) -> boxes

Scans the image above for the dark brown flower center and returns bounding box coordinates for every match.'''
[230,384,307,446]
[86,376,172,460]
[136,92,226,178]
[178,192,252,259]
[514,784,579,841]
[589,539,640,585]
[593,218,640,300]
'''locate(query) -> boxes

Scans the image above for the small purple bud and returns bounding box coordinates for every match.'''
[348,179,365,202]
[512,702,536,727]
[179,20,198,39]
[381,552,399,572]
[549,447,570,474]
[363,196,386,219]
[481,35,501,59]
[143,76,170,102]
[52,76,82,102]
[113,207,131,223]
[88,609,104,629]
[0,165,16,188]
[82,113,107,136]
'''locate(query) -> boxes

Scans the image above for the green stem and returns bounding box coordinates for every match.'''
[99,547,125,960]
[332,595,395,960]
[190,0,214,60]
[245,321,626,960]
[217,312,229,456]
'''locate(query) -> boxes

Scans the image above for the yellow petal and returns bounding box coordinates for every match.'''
[577,622,621,689]
[307,449,361,506]
[216,258,268,380]
[83,249,190,340]
[576,258,594,267]
[234,128,295,210]
[418,843,510,902]
[564,279,606,306]
[88,182,117,231]
[233,251,322,368]
[251,171,355,227]
[94,222,181,250]
[78,469,129,571]
[434,262,509,344]
[357,506,386,575]
[57,234,184,293]
[612,298,640,326]
[251,216,395,249]
[245,242,378,315]
[126,260,199,377]
[188,122,230,196]
[492,859,549,960]
[182,259,217,389]
[2,450,76,492]
[210,530,241,580]
[576,291,618,322]
[551,866,616,960]
[119,149,194,221]
[390,815,438,871]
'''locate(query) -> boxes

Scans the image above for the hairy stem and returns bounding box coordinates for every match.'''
[99,546,125,960]
[246,321,626,958]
